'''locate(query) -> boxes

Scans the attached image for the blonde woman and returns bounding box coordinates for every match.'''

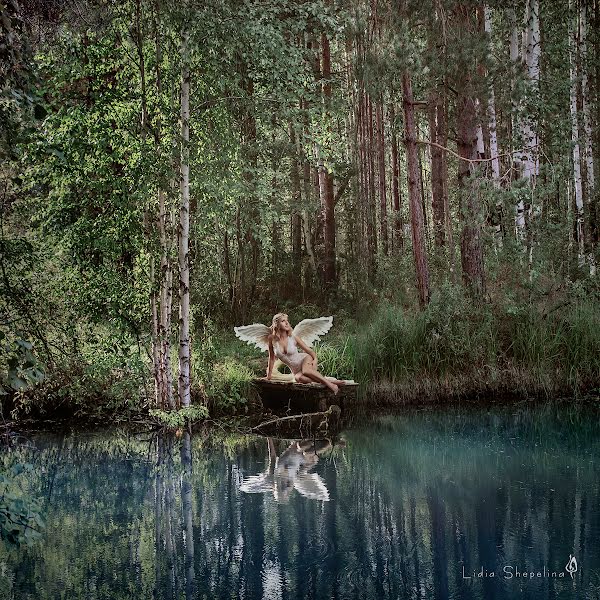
[234,313,346,395]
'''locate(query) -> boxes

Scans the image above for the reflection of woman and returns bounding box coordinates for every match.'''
[240,438,333,502]
[267,313,346,395]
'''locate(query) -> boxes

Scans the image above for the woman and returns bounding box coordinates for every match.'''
[267,313,346,395]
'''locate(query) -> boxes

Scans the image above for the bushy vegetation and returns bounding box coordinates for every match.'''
[0,463,44,547]
[1,0,599,421]
[310,281,600,401]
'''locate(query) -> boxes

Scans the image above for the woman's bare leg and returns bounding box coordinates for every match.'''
[294,373,313,384]
[301,361,339,394]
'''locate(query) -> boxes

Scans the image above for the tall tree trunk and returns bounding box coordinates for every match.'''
[376,102,388,255]
[509,8,526,236]
[289,124,303,293]
[428,87,445,247]
[321,31,336,289]
[457,91,486,296]
[483,5,503,245]
[579,0,596,274]
[456,4,486,296]
[178,16,191,408]
[521,0,540,180]
[569,0,585,265]
[390,103,403,251]
[402,70,430,307]
[153,0,174,409]
[367,95,378,277]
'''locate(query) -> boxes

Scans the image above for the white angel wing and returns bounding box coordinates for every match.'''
[292,316,333,347]
[240,473,274,494]
[294,473,330,501]
[234,323,271,352]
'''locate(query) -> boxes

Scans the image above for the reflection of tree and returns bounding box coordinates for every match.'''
[3,408,600,599]
[181,431,196,600]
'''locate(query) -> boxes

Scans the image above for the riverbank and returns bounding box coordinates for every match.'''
[3,289,599,425]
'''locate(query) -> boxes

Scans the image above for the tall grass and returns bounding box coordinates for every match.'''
[316,284,600,400]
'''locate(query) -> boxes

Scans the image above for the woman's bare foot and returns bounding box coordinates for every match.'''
[328,382,339,395]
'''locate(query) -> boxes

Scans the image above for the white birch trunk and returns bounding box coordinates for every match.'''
[484,6,500,188]
[520,0,540,181]
[159,188,175,409]
[153,4,175,409]
[579,0,596,275]
[178,20,191,408]
[484,5,502,247]
[151,262,161,405]
[510,8,526,235]
[569,0,585,264]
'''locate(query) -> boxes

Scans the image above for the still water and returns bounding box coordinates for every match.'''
[2,403,600,600]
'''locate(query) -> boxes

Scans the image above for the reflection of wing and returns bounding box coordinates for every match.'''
[234,323,271,352]
[294,473,330,501]
[292,316,333,347]
[240,473,274,494]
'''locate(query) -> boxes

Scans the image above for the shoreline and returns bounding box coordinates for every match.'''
[3,378,598,434]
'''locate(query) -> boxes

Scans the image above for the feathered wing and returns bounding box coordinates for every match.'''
[233,323,271,352]
[240,473,274,494]
[294,473,330,501]
[292,316,333,347]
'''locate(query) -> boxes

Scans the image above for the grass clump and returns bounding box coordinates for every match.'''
[204,359,256,413]
[350,284,497,384]
[320,282,600,402]
[149,405,208,428]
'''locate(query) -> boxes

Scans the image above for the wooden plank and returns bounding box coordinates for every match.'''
[253,378,359,413]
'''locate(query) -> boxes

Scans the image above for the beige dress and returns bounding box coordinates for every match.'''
[273,336,308,375]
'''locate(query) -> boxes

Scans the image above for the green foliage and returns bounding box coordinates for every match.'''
[12,330,148,420]
[190,320,258,413]
[337,284,600,395]
[0,331,45,397]
[0,0,598,421]
[205,360,256,412]
[0,463,44,547]
[314,339,354,380]
[350,285,496,382]
[149,405,208,428]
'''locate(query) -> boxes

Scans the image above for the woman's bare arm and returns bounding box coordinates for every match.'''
[267,338,275,379]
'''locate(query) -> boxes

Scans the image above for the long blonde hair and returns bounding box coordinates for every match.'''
[271,313,289,341]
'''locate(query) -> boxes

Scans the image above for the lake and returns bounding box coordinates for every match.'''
[2,402,600,599]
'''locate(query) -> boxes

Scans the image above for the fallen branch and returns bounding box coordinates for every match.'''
[252,405,341,432]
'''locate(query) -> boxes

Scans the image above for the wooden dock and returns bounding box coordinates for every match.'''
[254,378,359,413]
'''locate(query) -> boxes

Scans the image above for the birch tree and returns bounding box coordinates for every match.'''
[178,12,191,408]
[579,0,596,274]
[483,5,502,244]
[569,0,585,265]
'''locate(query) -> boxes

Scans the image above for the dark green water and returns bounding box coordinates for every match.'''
[2,403,600,599]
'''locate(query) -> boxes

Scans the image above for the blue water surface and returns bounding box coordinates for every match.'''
[2,403,600,600]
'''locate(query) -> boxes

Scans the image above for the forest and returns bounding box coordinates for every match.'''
[1,0,599,421]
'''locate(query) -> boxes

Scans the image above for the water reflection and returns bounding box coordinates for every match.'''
[240,438,335,502]
[2,405,600,600]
